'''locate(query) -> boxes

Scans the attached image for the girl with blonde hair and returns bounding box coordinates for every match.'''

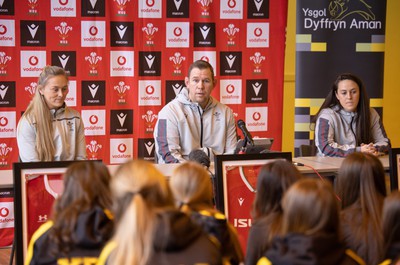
[170,161,244,265]
[98,159,222,265]
[17,65,86,162]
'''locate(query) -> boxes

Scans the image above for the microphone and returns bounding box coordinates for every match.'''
[237,119,254,146]
[188,149,211,168]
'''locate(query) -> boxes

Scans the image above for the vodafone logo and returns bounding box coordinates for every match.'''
[254,28,262,37]
[200,56,209,62]
[252,112,261,121]
[89,26,98,36]
[173,27,182,37]
[146,85,155,95]
[59,0,68,5]
[29,56,39,66]
[117,56,126,65]
[118,143,127,153]
[0,116,8,126]
[0,25,7,35]
[226,84,235,94]
[228,0,236,8]
[146,0,155,7]
[89,115,98,124]
[0,207,9,217]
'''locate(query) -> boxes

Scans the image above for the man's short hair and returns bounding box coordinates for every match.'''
[187,60,215,81]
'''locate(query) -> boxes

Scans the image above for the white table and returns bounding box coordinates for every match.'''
[0,155,391,187]
[293,155,389,173]
[292,155,392,190]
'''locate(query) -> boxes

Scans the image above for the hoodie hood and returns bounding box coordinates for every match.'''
[176,88,217,112]
[153,210,203,252]
[332,104,357,119]
[266,233,350,265]
[73,206,114,249]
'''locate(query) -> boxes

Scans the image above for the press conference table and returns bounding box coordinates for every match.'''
[292,155,393,191]
[0,155,390,187]
[293,155,389,174]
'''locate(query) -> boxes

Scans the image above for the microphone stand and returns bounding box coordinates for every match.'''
[238,137,248,154]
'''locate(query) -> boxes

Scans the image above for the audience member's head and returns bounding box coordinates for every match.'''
[336,152,386,264]
[169,161,213,211]
[257,178,364,265]
[252,159,303,219]
[382,191,400,261]
[50,161,113,254]
[169,162,244,265]
[336,152,386,208]
[108,159,175,264]
[281,178,339,236]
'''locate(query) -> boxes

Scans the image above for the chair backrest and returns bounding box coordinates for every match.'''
[299,144,317,157]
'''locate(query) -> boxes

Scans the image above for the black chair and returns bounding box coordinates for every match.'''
[299,144,317,157]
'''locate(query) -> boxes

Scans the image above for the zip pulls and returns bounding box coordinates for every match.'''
[197,106,204,147]
[349,115,357,143]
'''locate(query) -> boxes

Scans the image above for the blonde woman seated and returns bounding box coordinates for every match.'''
[25,161,114,264]
[169,161,244,265]
[257,178,365,265]
[17,65,87,162]
[97,160,222,265]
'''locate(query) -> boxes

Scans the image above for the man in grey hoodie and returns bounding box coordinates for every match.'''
[154,60,238,164]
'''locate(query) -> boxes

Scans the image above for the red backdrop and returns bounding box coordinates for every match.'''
[0,0,287,168]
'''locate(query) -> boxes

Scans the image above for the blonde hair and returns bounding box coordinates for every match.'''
[169,162,213,212]
[22,65,68,161]
[109,159,174,265]
[282,178,340,237]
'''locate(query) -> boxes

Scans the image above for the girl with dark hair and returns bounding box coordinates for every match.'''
[336,152,387,265]
[98,160,222,265]
[25,161,114,264]
[257,178,365,265]
[313,73,390,157]
[245,160,302,265]
[379,191,400,265]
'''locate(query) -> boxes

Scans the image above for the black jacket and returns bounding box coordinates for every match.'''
[245,214,279,265]
[190,209,244,265]
[98,210,222,265]
[258,233,365,265]
[25,206,113,265]
[379,241,400,265]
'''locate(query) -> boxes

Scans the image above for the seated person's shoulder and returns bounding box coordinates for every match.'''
[319,107,335,115]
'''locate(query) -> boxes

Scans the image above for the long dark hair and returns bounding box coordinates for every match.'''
[336,152,386,264]
[49,161,113,255]
[382,191,400,260]
[251,160,302,243]
[312,73,372,145]
[282,178,340,237]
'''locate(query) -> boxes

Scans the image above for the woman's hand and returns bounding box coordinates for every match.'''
[361,143,379,156]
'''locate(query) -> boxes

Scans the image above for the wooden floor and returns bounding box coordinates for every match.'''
[0,247,13,265]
